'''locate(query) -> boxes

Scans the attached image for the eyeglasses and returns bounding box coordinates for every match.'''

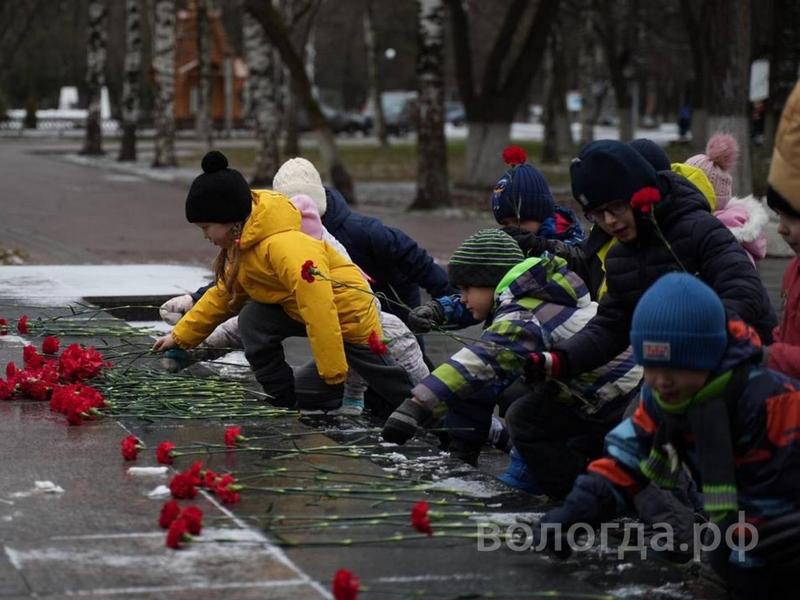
[585,199,630,223]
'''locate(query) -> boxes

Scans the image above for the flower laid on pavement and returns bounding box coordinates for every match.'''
[165,517,191,549]
[17,315,29,334]
[120,435,144,461]
[156,441,177,465]
[41,336,60,355]
[224,425,244,448]
[332,569,360,600]
[159,500,181,529]
[411,500,433,536]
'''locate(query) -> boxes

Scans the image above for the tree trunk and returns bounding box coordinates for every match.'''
[680,0,711,151]
[412,0,450,209]
[445,0,561,186]
[245,0,355,203]
[243,8,281,186]
[81,0,107,156]
[152,0,177,167]
[465,122,512,186]
[118,0,142,162]
[707,0,752,196]
[195,0,213,148]
[364,0,388,146]
[541,25,571,163]
[765,0,800,148]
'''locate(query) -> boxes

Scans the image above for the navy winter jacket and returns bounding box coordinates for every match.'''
[320,187,453,321]
[554,171,777,376]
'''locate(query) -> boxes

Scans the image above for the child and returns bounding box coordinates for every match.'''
[382,229,641,494]
[686,133,769,264]
[289,194,430,416]
[526,140,776,384]
[492,145,585,250]
[538,273,800,598]
[764,81,800,380]
[152,151,414,412]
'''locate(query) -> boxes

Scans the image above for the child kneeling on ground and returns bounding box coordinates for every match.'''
[382,229,641,494]
[537,273,800,599]
[152,151,413,412]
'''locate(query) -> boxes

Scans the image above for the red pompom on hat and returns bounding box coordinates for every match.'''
[502,145,527,166]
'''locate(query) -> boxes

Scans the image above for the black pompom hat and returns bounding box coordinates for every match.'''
[185,151,252,223]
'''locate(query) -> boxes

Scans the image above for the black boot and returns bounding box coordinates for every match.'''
[381,399,432,445]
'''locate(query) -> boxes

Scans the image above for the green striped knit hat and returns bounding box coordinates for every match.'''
[447,229,525,288]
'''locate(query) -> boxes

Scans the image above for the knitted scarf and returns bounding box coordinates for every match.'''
[639,365,749,523]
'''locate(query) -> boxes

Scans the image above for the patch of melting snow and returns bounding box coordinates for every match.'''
[147,485,171,499]
[609,582,691,599]
[427,477,501,498]
[383,452,408,462]
[10,481,65,497]
[128,466,168,477]
[468,512,545,527]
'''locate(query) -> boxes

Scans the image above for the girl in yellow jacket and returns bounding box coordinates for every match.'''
[152,151,413,412]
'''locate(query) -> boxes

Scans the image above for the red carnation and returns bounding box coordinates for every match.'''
[332,569,360,600]
[58,344,107,382]
[165,518,190,549]
[411,500,433,536]
[502,145,527,166]
[630,186,662,214]
[17,315,29,334]
[300,260,317,283]
[367,330,388,356]
[23,345,44,369]
[0,318,7,335]
[180,506,204,535]
[202,469,219,489]
[169,472,198,499]
[158,500,181,529]
[156,441,177,465]
[214,474,241,504]
[5,362,17,379]
[224,425,243,448]
[41,336,60,355]
[121,435,143,461]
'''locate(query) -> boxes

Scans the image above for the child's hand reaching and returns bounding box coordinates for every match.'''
[152,334,177,352]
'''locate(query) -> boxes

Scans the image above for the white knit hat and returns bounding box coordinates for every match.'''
[272,157,327,216]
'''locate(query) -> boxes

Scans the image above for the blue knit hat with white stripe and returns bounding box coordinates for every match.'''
[447,229,525,288]
[630,273,727,371]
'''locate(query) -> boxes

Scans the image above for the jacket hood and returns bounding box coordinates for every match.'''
[713,312,764,375]
[320,187,351,230]
[538,205,586,245]
[238,190,301,250]
[494,253,592,309]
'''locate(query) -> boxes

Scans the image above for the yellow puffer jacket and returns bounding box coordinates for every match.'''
[670,162,716,211]
[171,190,382,385]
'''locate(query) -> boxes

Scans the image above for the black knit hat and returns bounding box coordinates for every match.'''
[447,229,525,288]
[629,138,671,172]
[767,184,800,219]
[185,151,252,223]
[571,140,658,212]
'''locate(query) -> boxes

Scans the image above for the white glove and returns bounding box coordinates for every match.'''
[159,294,194,325]
[203,316,243,350]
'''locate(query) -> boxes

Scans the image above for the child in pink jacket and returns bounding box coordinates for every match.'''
[687,133,769,264]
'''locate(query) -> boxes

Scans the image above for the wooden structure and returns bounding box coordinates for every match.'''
[174,2,248,127]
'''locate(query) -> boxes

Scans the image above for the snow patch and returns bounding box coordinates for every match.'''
[147,485,171,499]
[10,481,65,497]
[427,477,501,498]
[128,466,168,477]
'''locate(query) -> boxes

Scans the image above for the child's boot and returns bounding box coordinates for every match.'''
[381,398,432,444]
[498,447,544,494]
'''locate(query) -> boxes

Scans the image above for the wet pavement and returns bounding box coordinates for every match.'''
[0,137,790,598]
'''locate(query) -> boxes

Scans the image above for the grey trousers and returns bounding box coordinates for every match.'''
[238,301,413,412]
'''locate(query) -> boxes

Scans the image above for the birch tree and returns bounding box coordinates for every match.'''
[152,0,177,167]
[81,0,107,156]
[707,0,752,195]
[196,0,212,148]
[243,5,281,185]
[118,0,142,162]
[412,0,449,209]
